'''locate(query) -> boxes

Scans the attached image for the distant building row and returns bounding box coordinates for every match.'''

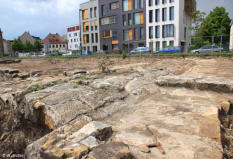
[69,0,196,53]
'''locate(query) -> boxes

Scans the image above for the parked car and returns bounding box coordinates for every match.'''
[130,47,151,54]
[62,51,73,56]
[156,46,181,54]
[96,50,105,54]
[79,51,92,56]
[191,45,222,53]
[50,52,59,56]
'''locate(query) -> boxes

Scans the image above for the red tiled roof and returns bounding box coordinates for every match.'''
[67,26,80,32]
[42,33,66,44]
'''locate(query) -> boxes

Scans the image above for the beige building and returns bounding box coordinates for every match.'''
[3,40,12,55]
[19,32,40,44]
[42,33,67,53]
[230,20,233,52]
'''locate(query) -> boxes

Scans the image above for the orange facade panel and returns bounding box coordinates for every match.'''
[112,40,119,44]
[128,0,132,10]
[140,12,144,24]
[129,29,132,40]
[82,9,88,20]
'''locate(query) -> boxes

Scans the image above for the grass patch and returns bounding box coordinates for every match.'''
[24,81,59,94]
[2,52,233,60]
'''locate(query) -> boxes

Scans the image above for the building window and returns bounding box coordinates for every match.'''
[103,30,112,38]
[123,0,132,11]
[95,20,98,30]
[162,8,167,21]
[112,30,118,41]
[162,24,174,38]
[63,44,65,47]
[101,5,107,16]
[149,26,153,39]
[155,9,160,22]
[69,34,71,37]
[74,33,77,36]
[134,12,143,25]
[140,27,144,40]
[94,7,97,17]
[91,34,94,43]
[155,25,160,38]
[134,0,138,9]
[162,41,167,48]
[155,0,160,5]
[169,6,174,20]
[74,39,76,42]
[83,34,89,44]
[149,42,153,52]
[123,29,129,41]
[149,0,153,6]
[170,0,174,2]
[95,33,98,43]
[82,9,88,20]
[101,16,117,25]
[110,2,119,10]
[123,15,127,26]
[156,41,160,51]
[139,0,143,8]
[91,21,94,31]
[169,40,174,46]
[90,8,93,18]
[128,14,132,25]
[162,0,167,4]
[83,22,89,32]
[134,28,139,40]
[149,10,153,23]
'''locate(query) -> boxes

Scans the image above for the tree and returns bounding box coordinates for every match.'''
[190,10,206,35]
[33,40,43,52]
[11,38,24,52]
[198,7,231,44]
[24,41,34,52]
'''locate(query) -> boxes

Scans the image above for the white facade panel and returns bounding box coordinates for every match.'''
[146,0,193,52]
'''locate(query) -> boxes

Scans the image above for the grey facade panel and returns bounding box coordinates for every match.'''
[99,0,146,53]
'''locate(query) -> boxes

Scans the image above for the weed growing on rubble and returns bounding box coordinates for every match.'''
[98,58,114,73]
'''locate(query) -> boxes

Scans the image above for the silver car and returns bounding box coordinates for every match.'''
[191,45,222,53]
[130,47,150,54]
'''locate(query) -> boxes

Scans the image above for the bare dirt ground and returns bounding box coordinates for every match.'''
[0,56,233,159]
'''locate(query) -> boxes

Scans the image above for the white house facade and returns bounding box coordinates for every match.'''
[230,20,233,52]
[146,0,195,52]
[67,25,81,52]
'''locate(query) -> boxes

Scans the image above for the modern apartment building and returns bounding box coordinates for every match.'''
[146,0,196,52]
[80,0,100,53]
[67,25,81,52]
[99,0,146,53]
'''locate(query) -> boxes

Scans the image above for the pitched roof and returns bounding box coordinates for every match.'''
[41,33,66,44]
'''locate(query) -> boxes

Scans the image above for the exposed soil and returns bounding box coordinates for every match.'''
[0,56,233,159]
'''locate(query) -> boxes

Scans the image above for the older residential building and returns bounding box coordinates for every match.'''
[19,31,41,44]
[99,0,146,53]
[3,40,12,55]
[80,0,100,53]
[0,29,4,57]
[67,25,81,52]
[146,0,196,52]
[230,20,233,52]
[42,33,67,53]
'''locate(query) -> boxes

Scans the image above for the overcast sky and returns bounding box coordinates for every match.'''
[0,0,232,40]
